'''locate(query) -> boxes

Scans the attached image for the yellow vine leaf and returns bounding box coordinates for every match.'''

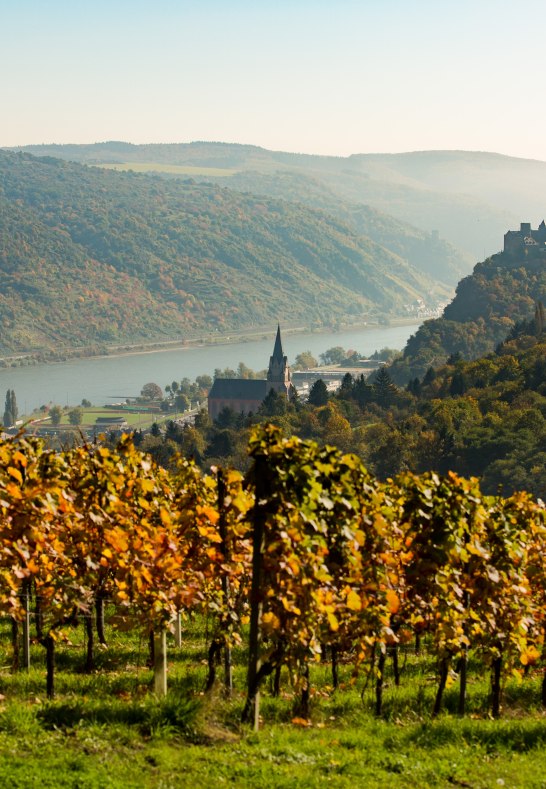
[196,505,219,524]
[262,611,280,632]
[7,467,23,484]
[346,590,362,611]
[521,645,540,666]
[327,612,339,631]
[386,589,401,614]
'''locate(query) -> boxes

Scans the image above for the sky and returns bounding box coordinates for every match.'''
[2,0,546,160]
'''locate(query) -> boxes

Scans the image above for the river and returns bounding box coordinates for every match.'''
[0,323,421,416]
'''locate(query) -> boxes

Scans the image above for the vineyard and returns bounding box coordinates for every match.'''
[1,423,545,731]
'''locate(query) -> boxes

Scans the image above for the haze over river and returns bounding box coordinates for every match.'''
[0,324,421,416]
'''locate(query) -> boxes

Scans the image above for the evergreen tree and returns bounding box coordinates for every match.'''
[423,366,437,385]
[449,371,467,396]
[10,390,18,424]
[373,366,398,407]
[338,373,354,399]
[3,389,18,427]
[407,377,422,396]
[353,375,374,408]
[3,390,13,428]
[259,389,287,417]
[215,407,239,429]
[307,379,328,406]
[165,420,183,443]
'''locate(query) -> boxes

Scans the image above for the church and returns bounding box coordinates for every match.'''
[207,326,292,419]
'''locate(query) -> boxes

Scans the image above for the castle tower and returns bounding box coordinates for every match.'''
[266,325,292,397]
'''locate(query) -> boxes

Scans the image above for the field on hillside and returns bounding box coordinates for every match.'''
[97,162,238,177]
[1,613,546,788]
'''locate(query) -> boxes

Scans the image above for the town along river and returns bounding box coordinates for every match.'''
[0,323,421,416]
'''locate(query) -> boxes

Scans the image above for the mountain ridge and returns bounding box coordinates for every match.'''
[0,150,447,354]
[10,142,545,259]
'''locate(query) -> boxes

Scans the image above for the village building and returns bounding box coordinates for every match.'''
[208,326,292,419]
[93,415,129,437]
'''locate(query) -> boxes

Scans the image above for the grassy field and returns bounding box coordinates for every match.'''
[96,162,238,177]
[1,614,546,788]
[28,406,182,433]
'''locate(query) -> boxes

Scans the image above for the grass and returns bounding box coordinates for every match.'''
[27,405,184,432]
[1,616,546,787]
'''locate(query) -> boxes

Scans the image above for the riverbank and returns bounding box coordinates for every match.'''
[0,318,419,368]
[0,323,422,417]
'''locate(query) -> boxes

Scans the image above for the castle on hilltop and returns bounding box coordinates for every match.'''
[504,221,546,254]
[207,325,292,419]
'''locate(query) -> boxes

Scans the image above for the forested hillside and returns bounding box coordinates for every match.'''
[389,250,546,382]
[14,142,546,259]
[0,151,448,354]
[203,170,469,286]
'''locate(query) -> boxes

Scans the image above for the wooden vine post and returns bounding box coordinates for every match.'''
[174,613,182,649]
[217,469,233,695]
[22,583,31,670]
[242,455,268,729]
[154,629,168,696]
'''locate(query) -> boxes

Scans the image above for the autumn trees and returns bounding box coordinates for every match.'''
[141,382,163,401]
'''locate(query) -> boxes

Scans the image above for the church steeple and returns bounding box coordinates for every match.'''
[271,324,284,363]
[267,325,292,395]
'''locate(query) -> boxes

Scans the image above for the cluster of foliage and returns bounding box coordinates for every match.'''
[0,150,441,354]
[143,319,545,499]
[1,425,545,723]
[291,346,400,371]
[354,320,546,497]
[391,254,546,382]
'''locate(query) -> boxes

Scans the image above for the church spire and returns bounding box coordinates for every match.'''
[271,324,284,363]
[267,324,292,395]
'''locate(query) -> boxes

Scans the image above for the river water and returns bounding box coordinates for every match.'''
[0,323,420,416]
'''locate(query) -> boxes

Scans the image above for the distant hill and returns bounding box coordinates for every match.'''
[0,151,447,355]
[388,245,546,382]
[12,142,546,260]
[200,170,469,286]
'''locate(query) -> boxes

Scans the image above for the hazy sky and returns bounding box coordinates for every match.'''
[2,0,546,160]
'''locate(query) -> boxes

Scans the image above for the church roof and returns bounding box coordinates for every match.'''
[208,378,268,400]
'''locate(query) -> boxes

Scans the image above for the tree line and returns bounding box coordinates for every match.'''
[139,317,546,499]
